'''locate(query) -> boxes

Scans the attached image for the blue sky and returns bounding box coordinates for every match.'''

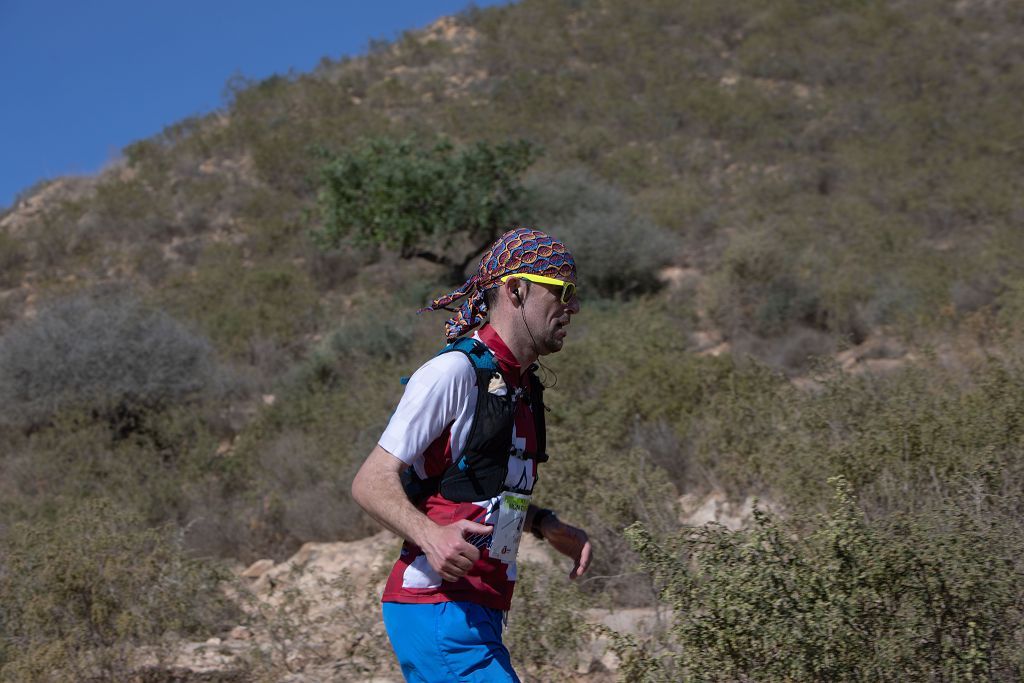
[0,0,509,209]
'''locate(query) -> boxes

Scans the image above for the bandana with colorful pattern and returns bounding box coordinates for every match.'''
[420,227,577,341]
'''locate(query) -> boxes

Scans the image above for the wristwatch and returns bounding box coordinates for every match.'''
[531,508,557,540]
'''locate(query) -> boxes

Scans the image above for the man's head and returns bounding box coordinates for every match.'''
[421,227,579,347]
[491,269,581,356]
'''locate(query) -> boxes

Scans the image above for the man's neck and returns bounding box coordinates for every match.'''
[486,319,538,374]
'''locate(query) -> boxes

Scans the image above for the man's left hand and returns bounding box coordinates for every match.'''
[540,517,592,580]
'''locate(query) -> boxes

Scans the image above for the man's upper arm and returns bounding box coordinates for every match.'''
[378,353,476,466]
[365,444,406,474]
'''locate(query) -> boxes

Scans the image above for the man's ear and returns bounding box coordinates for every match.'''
[504,278,524,307]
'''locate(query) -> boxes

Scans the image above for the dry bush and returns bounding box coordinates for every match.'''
[156,247,321,365]
[705,229,824,340]
[0,232,27,288]
[0,291,220,431]
[250,431,377,549]
[525,168,679,298]
[237,565,397,681]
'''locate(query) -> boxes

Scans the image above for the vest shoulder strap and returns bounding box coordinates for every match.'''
[527,370,548,463]
[399,337,495,385]
[436,337,499,373]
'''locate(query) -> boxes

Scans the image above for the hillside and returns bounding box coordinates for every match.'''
[3,0,1024,679]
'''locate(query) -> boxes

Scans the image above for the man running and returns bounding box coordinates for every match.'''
[352,227,592,682]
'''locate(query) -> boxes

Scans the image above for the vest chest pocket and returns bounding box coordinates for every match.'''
[439,382,517,502]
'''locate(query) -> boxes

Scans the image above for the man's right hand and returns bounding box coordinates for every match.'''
[351,446,492,582]
[420,519,493,582]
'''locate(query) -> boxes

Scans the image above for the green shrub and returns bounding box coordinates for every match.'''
[304,242,372,292]
[0,292,220,430]
[537,444,678,608]
[230,346,412,558]
[0,287,26,331]
[325,307,416,362]
[0,499,233,680]
[536,300,700,604]
[620,479,1024,681]
[0,399,248,555]
[995,278,1024,341]
[21,198,94,271]
[546,297,761,494]
[234,185,309,260]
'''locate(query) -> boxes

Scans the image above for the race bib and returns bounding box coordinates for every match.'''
[490,491,531,564]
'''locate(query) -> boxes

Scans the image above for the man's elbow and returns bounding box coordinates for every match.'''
[352,445,405,512]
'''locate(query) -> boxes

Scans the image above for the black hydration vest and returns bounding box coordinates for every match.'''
[401,337,548,505]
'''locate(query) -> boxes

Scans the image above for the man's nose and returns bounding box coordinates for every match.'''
[567,296,581,314]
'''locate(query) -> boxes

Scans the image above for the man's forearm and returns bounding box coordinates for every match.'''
[352,444,491,582]
[525,504,556,538]
[524,504,592,579]
[351,445,436,547]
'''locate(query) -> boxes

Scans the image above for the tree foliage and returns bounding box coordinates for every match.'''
[316,137,539,278]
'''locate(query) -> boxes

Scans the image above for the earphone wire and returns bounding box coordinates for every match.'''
[517,285,558,390]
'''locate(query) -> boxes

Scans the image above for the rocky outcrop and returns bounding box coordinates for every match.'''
[134,514,725,682]
[133,531,403,682]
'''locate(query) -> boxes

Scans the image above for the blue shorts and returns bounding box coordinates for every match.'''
[382,601,520,683]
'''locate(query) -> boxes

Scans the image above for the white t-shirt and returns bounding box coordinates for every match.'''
[378,350,479,478]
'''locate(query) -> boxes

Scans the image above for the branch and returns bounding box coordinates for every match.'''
[402,247,455,269]
[456,251,478,274]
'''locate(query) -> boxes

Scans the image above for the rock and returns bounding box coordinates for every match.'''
[574,607,660,675]
[241,558,274,579]
[658,266,701,290]
[836,336,909,374]
[679,490,759,530]
[228,625,252,641]
[701,341,731,357]
[691,329,722,352]
[587,607,662,635]
[599,648,621,672]
[517,533,557,567]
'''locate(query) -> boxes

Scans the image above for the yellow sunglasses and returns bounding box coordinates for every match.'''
[500,273,578,305]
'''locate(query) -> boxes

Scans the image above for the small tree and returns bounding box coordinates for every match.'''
[316,137,539,281]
